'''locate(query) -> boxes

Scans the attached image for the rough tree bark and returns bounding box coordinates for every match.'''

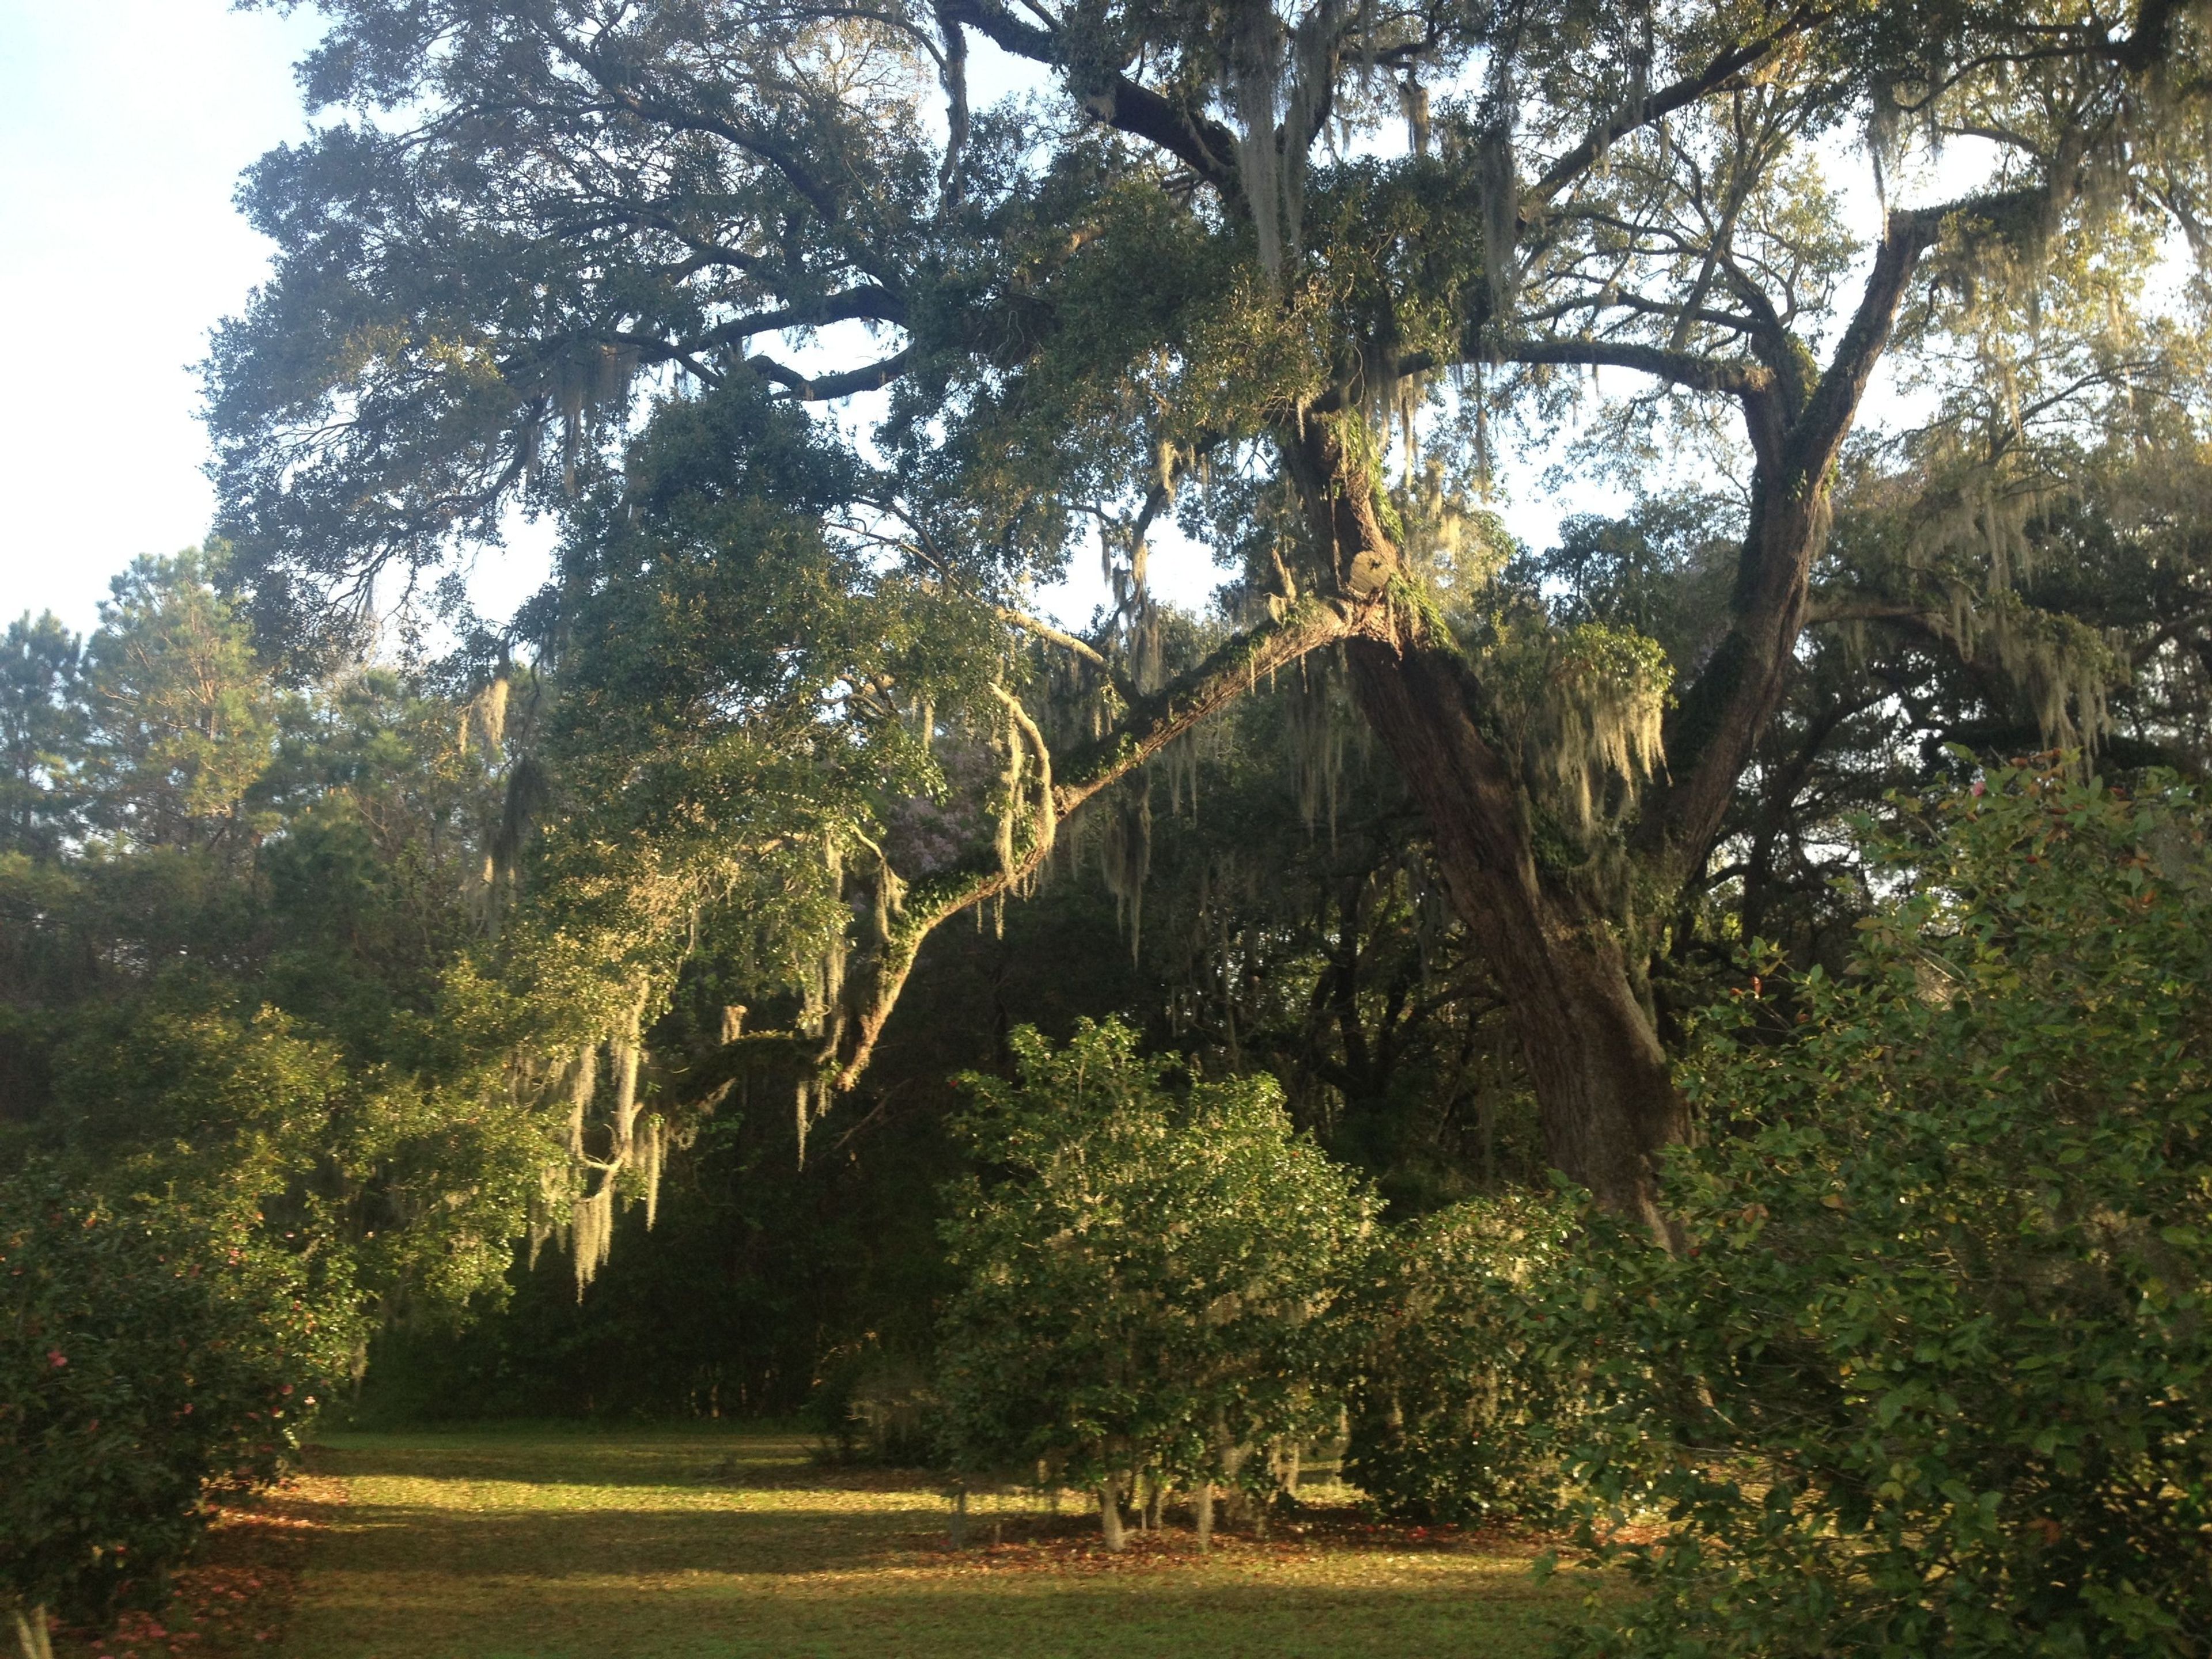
[1346,637,1687,1228]
[1270,207,1963,1222]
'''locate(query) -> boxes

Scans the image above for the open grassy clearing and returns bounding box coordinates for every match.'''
[240,1429,1586,1659]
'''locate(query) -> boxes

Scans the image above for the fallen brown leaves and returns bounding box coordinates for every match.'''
[55,1473,345,1659]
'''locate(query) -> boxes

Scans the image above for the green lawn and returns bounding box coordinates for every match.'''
[277,1430,1586,1659]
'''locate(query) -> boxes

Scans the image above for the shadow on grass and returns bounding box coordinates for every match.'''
[312,1434,925,1494]
[279,1434,1594,1659]
[304,1496,944,1579]
[283,1558,1577,1659]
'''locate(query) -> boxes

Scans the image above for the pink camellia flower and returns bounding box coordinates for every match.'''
[48,1349,67,1368]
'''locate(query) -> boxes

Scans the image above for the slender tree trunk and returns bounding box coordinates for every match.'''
[9,1602,52,1659]
[1218,1434,1251,1532]
[1098,1475,1126,1552]
[1194,1482,1215,1552]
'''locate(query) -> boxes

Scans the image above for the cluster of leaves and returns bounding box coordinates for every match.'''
[518,377,1002,1022]
[1338,1191,1578,1527]
[1545,766,2212,1656]
[2,554,551,1317]
[0,1169,358,1635]
[0,556,584,1644]
[936,1019,1375,1531]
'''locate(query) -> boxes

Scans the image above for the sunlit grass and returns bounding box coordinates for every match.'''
[272,1429,1587,1659]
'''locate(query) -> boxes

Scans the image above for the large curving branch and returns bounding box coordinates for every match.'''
[1786,187,2044,474]
[1495,336,1777,399]
[829,596,1363,1088]
[746,348,915,400]
[1643,184,2063,871]
[700,285,910,346]
[938,0,1242,191]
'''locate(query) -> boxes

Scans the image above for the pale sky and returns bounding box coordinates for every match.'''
[0,4,1165,642]
[0,1,339,636]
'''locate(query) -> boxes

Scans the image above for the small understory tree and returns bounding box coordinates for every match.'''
[1549,766,2212,1656]
[1342,1191,1578,1525]
[937,1020,1374,1548]
[0,1172,357,1659]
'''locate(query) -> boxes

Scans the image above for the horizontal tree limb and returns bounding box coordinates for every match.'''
[747,349,914,400]
[1495,337,1775,399]
[703,285,910,345]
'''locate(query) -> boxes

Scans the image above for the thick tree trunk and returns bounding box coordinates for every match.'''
[1276,415,1691,1223]
[1344,638,1686,1229]
[1281,210,1942,1222]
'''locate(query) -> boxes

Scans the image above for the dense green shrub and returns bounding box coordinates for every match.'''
[0,1171,357,1656]
[1342,1191,1578,1525]
[936,1020,1375,1546]
[1553,768,2212,1657]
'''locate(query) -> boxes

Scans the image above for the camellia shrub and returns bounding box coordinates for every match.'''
[1342,1191,1578,1526]
[0,1171,357,1659]
[936,1019,1375,1548]
[1552,767,2212,1657]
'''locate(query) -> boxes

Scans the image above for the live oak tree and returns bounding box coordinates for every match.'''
[211,0,2212,1219]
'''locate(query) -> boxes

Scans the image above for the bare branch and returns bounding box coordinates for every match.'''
[747,348,914,399]
[1496,337,1775,398]
[995,607,1131,690]
[940,0,1242,191]
[702,285,909,345]
[1528,4,1831,210]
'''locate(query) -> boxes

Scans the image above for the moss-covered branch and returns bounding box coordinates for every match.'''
[830,598,1355,1089]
